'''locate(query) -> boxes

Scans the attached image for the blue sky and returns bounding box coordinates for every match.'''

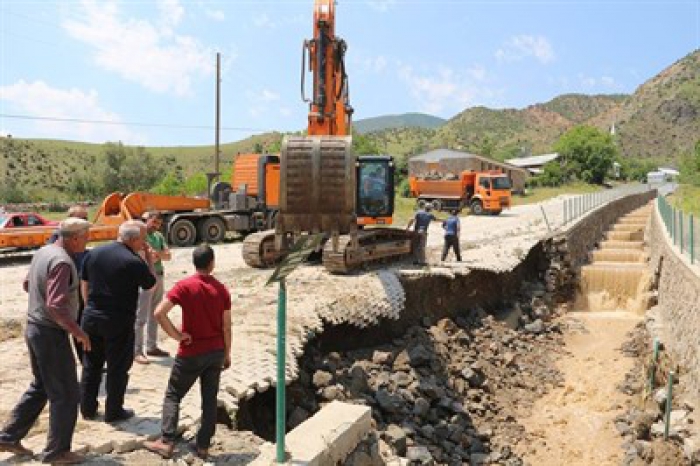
[1,0,698,146]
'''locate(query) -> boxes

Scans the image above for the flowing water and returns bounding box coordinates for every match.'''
[577,206,653,314]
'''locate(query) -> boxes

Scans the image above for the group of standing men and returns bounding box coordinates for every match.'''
[0,209,231,463]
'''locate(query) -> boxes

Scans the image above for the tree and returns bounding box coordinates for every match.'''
[679,140,700,186]
[352,131,380,155]
[554,125,617,184]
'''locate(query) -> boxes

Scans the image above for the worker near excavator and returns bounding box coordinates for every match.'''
[134,211,171,365]
[79,220,156,423]
[144,244,231,460]
[406,204,437,265]
[0,218,92,464]
[441,209,462,262]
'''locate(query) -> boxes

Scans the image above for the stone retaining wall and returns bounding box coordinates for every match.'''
[647,201,700,404]
[543,190,657,303]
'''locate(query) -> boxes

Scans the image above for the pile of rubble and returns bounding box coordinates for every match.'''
[615,324,697,465]
[415,171,460,181]
[285,281,567,465]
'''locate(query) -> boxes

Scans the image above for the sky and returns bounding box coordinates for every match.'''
[1,0,698,147]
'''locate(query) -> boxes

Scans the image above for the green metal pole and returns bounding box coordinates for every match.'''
[672,208,676,245]
[276,279,287,463]
[680,213,684,254]
[649,338,660,393]
[664,370,674,440]
[691,214,695,265]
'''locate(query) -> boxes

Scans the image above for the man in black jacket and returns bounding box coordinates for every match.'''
[79,220,156,423]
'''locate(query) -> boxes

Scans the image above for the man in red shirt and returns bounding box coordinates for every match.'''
[143,244,231,460]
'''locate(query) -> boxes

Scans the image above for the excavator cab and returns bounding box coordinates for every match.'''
[356,156,395,225]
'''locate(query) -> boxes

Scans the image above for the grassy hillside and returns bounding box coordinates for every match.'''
[0,133,286,201]
[354,112,446,134]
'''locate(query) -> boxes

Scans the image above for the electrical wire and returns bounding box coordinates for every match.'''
[0,113,274,133]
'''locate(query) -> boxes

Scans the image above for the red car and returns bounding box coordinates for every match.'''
[0,212,59,229]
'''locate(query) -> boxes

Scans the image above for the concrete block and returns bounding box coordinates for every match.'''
[251,401,371,465]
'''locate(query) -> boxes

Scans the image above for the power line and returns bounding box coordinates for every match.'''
[0,113,274,133]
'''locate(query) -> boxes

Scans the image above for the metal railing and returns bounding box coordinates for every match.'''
[658,194,696,265]
[561,184,652,226]
[530,183,654,234]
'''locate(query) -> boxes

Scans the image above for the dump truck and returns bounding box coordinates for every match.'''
[408,170,512,215]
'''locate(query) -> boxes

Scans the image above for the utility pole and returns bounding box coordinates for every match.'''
[207,52,222,199]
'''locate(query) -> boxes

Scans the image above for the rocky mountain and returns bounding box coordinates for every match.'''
[364,49,699,162]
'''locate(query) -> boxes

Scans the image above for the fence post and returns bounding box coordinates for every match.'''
[680,213,684,254]
[691,214,695,265]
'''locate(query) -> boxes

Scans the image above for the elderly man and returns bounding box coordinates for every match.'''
[0,218,92,464]
[79,220,156,423]
[134,211,171,364]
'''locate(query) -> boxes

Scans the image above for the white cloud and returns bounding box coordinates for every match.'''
[578,74,619,90]
[245,89,282,119]
[253,13,275,29]
[367,0,397,12]
[261,89,280,102]
[62,0,214,97]
[496,35,555,64]
[205,8,225,22]
[467,64,487,81]
[0,80,142,143]
[398,65,480,115]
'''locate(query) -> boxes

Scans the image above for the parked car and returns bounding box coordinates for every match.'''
[0,212,59,229]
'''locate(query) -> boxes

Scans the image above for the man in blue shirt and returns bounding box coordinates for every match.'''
[406,204,437,265]
[441,209,462,262]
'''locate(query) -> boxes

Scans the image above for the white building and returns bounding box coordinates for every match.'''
[504,153,560,175]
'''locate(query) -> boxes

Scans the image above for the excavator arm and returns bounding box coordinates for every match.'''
[276,0,357,249]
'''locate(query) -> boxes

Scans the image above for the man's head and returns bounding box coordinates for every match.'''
[142,211,163,233]
[451,209,459,216]
[118,220,147,252]
[424,204,433,212]
[67,205,88,221]
[193,244,215,273]
[59,218,90,254]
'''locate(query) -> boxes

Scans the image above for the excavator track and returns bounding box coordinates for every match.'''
[322,228,413,274]
[242,230,287,268]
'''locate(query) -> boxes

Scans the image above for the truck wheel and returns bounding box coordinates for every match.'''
[198,217,226,243]
[169,219,197,247]
[431,200,442,212]
[417,199,428,210]
[470,200,484,216]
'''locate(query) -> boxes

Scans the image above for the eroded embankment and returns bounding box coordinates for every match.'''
[238,191,662,464]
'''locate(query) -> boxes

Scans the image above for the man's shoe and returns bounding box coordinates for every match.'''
[189,442,208,459]
[43,451,85,464]
[146,347,169,357]
[0,438,32,456]
[104,408,135,423]
[144,438,174,459]
[134,354,149,365]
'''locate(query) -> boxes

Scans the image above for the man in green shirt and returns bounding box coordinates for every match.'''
[134,211,171,364]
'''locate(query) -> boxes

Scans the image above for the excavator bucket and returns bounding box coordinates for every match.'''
[276,135,357,249]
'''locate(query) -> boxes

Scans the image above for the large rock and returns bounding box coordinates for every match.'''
[375,389,404,414]
[408,345,432,367]
[384,424,407,456]
[313,370,333,388]
[406,445,434,464]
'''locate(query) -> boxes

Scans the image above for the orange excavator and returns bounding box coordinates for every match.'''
[241,0,412,273]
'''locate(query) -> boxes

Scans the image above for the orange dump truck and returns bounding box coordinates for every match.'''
[408,170,512,215]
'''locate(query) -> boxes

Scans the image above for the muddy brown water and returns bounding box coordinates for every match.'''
[518,205,654,465]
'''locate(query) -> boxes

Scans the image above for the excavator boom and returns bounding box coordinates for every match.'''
[276,0,356,247]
